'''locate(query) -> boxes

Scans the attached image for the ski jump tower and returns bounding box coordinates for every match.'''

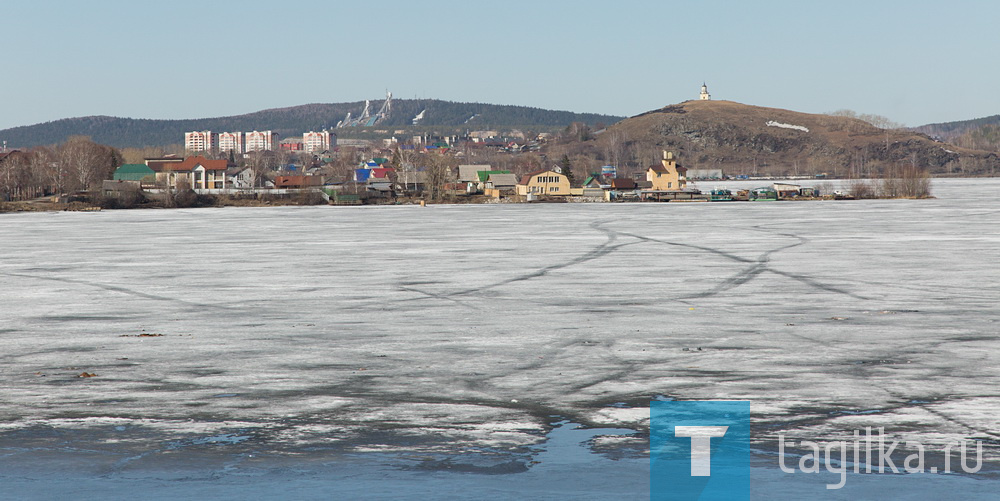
[336,91,393,128]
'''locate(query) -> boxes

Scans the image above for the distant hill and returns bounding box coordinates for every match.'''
[912,115,1000,154]
[912,114,1000,141]
[0,100,623,149]
[546,100,1000,177]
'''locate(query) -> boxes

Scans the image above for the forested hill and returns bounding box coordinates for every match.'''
[0,100,623,149]
[912,114,1000,140]
[911,114,1000,153]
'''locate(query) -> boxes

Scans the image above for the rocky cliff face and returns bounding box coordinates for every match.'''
[555,100,999,177]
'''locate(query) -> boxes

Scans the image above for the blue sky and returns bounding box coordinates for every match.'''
[2,0,997,130]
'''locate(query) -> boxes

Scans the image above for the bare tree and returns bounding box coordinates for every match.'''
[0,152,31,200]
[37,145,68,194]
[53,136,121,192]
[879,160,931,199]
[423,153,454,201]
[245,150,277,189]
[393,145,421,192]
[605,130,628,172]
[827,110,903,140]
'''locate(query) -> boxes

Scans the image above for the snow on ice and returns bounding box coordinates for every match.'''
[1,178,998,498]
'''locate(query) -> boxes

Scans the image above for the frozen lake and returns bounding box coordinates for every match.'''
[1,178,998,499]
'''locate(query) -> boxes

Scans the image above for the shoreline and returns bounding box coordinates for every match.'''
[0,192,938,215]
[2,175,955,213]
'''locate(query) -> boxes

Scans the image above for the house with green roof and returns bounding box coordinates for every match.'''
[475,170,511,184]
[113,164,155,183]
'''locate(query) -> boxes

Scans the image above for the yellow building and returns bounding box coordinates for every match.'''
[516,169,570,196]
[646,151,687,191]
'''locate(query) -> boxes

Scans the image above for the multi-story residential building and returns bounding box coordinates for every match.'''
[302,130,336,153]
[218,132,245,154]
[245,131,279,152]
[188,130,333,154]
[184,131,218,153]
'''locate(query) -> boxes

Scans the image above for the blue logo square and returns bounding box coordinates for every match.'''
[651,401,751,500]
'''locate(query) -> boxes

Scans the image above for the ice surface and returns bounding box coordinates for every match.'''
[1,178,998,498]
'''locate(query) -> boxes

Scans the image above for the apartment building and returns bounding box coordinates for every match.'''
[245,131,279,152]
[186,130,329,154]
[218,132,245,154]
[303,130,336,153]
[184,131,218,153]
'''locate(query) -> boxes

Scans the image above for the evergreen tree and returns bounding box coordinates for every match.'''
[559,155,575,186]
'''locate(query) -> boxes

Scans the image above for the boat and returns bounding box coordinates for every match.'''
[749,187,778,201]
[709,188,734,201]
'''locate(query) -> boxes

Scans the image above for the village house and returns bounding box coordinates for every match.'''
[611,178,638,191]
[112,164,156,185]
[474,170,512,191]
[226,167,256,189]
[583,173,613,189]
[367,168,396,193]
[481,172,518,198]
[457,164,493,183]
[516,169,570,196]
[274,175,324,189]
[485,172,518,191]
[397,171,427,193]
[646,151,687,191]
[369,167,395,181]
[149,156,229,190]
[101,179,142,199]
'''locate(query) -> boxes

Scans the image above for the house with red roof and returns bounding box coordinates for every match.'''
[274,175,324,189]
[149,156,229,190]
[369,167,395,180]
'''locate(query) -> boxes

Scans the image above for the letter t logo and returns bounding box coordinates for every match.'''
[675,426,730,476]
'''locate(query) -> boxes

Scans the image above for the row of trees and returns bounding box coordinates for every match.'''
[847,164,932,199]
[0,136,123,201]
[826,109,905,130]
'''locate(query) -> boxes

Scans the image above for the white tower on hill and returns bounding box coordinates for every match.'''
[699,82,711,100]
